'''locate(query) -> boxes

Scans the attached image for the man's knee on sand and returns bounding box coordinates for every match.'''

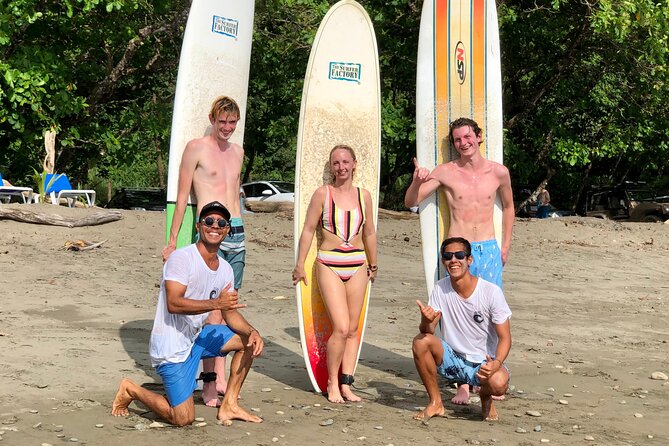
[171,400,196,427]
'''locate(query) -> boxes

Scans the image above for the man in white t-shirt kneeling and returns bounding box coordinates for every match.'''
[412,236,512,422]
[112,201,263,426]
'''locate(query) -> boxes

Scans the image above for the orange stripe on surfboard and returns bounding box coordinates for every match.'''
[472,0,486,157]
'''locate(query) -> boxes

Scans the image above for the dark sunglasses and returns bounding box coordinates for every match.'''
[442,251,467,260]
[201,216,229,228]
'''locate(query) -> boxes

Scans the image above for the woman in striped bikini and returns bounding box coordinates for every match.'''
[293,144,378,403]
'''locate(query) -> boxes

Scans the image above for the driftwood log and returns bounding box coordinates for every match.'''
[245,201,294,213]
[0,207,123,227]
[378,208,419,220]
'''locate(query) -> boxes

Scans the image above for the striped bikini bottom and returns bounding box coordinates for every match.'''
[316,246,367,282]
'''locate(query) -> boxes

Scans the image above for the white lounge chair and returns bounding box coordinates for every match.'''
[0,172,34,204]
[45,173,96,207]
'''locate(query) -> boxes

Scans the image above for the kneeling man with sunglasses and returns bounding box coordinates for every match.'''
[412,237,512,422]
[112,201,263,426]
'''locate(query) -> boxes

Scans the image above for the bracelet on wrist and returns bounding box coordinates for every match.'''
[367,264,378,272]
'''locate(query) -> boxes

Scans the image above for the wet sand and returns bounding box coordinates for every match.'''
[0,204,667,445]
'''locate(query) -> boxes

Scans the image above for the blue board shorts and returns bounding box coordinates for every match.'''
[436,340,510,387]
[218,217,245,290]
[155,325,235,407]
[469,239,503,288]
[437,340,485,387]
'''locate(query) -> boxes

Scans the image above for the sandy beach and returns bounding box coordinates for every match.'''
[1,204,668,445]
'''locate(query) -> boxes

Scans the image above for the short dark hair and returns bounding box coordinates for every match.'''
[440,236,472,258]
[448,117,483,146]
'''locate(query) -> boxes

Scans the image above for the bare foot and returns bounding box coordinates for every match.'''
[217,403,262,424]
[473,386,505,401]
[481,396,499,421]
[202,381,221,407]
[340,385,362,402]
[413,401,445,421]
[327,382,344,404]
[450,384,470,405]
[111,379,133,416]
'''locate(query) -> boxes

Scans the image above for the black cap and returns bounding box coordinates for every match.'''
[199,201,231,221]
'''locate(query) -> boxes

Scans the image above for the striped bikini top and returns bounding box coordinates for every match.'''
[321,185,366,245]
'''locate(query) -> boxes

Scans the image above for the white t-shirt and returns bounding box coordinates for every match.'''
[428,277,512,363]
[149,244,234,367]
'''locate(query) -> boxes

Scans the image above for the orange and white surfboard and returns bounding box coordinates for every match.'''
[416,0,503,295]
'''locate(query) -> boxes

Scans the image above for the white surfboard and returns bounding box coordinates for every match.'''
[294,0,381,393]
[416,0,503,295]
[166,1,255,246]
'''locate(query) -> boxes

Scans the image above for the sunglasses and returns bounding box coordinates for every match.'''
[442,251,467,260]
[201,216,229,228]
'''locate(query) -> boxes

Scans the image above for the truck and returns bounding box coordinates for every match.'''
[579,182,669,222]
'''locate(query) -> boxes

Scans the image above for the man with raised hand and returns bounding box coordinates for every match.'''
[405,117,514,404]
[113,202,262,426]
[412,237,511,422]
[404,117,514,288]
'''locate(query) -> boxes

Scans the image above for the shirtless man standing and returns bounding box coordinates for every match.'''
[162,96,246,407]
[404,117,514,405]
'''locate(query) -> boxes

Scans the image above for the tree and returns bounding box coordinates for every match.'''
[0,0,187,197]
[2,0,667,211]
[499,0,669,209]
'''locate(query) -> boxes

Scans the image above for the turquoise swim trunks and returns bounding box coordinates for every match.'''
[155,325,235,407]
[469,239,503,288]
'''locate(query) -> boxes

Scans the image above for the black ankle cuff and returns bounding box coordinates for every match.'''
[198,372,217,383]
[339,374,355,386]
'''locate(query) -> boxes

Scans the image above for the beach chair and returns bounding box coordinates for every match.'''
[45,173,96,207]
[0,172,35,204]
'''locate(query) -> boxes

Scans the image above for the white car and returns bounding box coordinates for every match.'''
[241,181,294,203]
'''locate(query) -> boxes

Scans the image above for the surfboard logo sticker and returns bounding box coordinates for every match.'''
[455,41,466,84]
[212,15,239,39]
[328,62,362,83]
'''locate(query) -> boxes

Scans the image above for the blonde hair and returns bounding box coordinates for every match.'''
[329,144,357,182]
[209,96,240,120]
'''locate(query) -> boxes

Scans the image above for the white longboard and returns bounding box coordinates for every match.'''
[416,0,503,295]
[166,1,255,246]
[294,0,381,393]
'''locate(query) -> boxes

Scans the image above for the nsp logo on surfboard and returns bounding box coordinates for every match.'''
[454,41,466,84]
[328,62,361,83]
[212,15,239,39]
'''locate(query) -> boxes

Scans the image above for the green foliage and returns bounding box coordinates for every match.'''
[1,0,667,212]
[500,0,669,208]
[0,0,182,195]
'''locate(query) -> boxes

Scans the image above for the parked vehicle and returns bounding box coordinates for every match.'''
[578,182,669,222]
[241,181,294,203]
[105,187,166,211]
